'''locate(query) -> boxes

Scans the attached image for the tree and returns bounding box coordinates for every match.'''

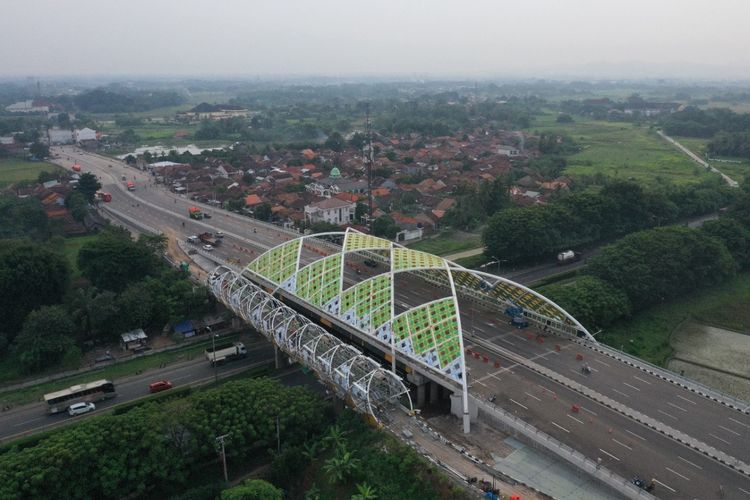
[325,132,346,152]
[701,217,750,268]
[323,447,360,484]
[355,202,368,222]
[56,112,70,127]
[0,197,50,241]
[78,230,157,292]
[37,170,57,184]
[543,276,631,330]
[77,172,101,202]
[0,241,70,337]
[66,190,88,222]
[29,141,49,159]
[587,226,737,311]
[309,221,339,233]
[372,216,399,239]
[253,202,272,222]
[15,305,76,373]
[556,113,574,123]
[221,479,283,500]
[242,172,255,184]
[352,483,379,500]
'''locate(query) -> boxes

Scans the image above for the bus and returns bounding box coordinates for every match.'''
[44,379,117,414]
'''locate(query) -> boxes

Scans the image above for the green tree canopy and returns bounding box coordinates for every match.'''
[66,190,88,222]
[77,172,102,202]
[77,229,157,292]
[0,195,50,241]
[15,305,76,372]
[221,479,283,500]
[701,217,750,268]
[587,226,737,311]
[542,276,631,330]
[372,216,399,239]
[0,240,70,336]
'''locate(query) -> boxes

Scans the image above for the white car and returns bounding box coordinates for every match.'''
[203,244,214,251]
[68,402,95,416]
[215,231,224,238]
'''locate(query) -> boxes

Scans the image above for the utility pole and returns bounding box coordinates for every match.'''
[210,330,218,382]
[364,103,374,232]
[216,433,230,482]
[276,415,281,453]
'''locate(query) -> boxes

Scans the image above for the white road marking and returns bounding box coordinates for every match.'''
[14,416,45,426]
[653,479,676,493]
[718,424,741,437]
[677,456,703,470]
[612,388,630,398]
[567,414,584,425]
[709,432,731,445]
[598,448,620,461]
[665,466,690,481]
[625,429,646,441]
[524,391,541,402]
[611,438,632,450]
[551,421,570,433]
[622,382,640,392]
[740,487,750,496]
[658,409,678,421]
[570,368,585,377]
[632,375,652,385]
[593,358,610,367]
[496,336,516,346]
[675,394,696,405]
[580,406,598,416]
[729,417,750,429]
[667,402,688,413]
[474,380,488,388]
[510,398,528,410]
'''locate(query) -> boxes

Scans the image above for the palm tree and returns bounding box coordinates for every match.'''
[302,440,319,462]
[351,482,378,500]
[323,424,347,451]
[324,446,361,484]
[305,485,321,500]
[68,286,98,341]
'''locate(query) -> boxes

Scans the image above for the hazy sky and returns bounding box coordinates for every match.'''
[3,0,750,79]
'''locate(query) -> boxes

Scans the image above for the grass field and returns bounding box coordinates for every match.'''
[406,231,482,256]
[528,114,713,185]
[0,158,62,187]
[599,272,750,366]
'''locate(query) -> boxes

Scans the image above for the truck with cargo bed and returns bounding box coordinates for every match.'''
[205,342,247,365]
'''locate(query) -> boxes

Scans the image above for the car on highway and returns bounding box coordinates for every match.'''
[148,380,173,393]
[203,213,212,219]
[215,231,224,238]
[68,402,96,416]
[203,244,214,251]
[363,259,378,268]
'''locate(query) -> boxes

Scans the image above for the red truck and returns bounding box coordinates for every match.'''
[95,191,112,203]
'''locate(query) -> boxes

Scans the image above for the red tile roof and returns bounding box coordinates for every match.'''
[244,194,263,206]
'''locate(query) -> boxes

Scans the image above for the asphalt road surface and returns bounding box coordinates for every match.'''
[0,340,275,444]
[52,147,750,497]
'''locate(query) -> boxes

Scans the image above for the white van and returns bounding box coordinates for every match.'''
[68,402,96,416]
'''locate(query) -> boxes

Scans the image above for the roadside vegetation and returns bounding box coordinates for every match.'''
[407,230,482,256]
[0,378,466,500]
[0,158,63,187]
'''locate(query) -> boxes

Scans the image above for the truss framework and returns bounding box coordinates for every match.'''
[208,266,413,423]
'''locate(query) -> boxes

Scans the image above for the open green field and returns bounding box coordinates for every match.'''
[0,158,61,187]
[673,135,750,184]
[598,272,750,366]
[528,114,713,185]
[407,231,482,256]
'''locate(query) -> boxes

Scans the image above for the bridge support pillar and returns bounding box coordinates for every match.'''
[274,344,282,370]
[429,381,439,404]
[416,382,427,408]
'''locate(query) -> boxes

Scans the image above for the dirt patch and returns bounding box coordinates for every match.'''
[667,321,750,400]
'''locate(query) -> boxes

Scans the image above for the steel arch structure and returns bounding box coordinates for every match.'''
[239,228,594,432]
[208,266,413,425]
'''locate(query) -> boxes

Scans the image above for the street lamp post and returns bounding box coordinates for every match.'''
[216,433,230,482]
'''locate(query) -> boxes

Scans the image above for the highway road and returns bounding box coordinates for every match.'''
[52,147,750,497]
[0,339,276,444]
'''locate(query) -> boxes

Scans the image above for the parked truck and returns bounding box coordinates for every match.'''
[205,342,247,365]
[556,250,581,265]
[188,206,203,220]
[198,232,221,247]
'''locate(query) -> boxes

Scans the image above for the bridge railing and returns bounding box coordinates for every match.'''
[474,396,656,500]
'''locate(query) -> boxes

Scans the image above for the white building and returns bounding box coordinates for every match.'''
[497,145,521,157]
[304,198,356,225]
[48,129,73,145]
[5,100,49,113]
[75,128,97,143]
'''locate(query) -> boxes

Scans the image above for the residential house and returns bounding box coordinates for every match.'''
[304,198,356,225]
